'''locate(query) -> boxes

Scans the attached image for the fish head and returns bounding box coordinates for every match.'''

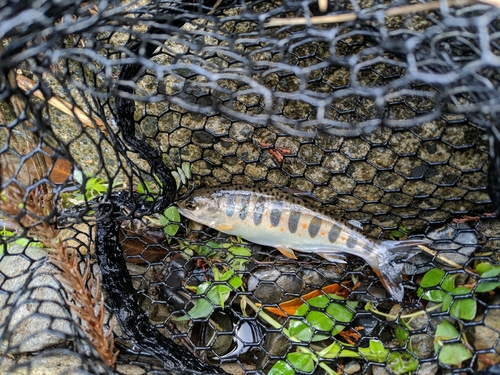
[177,190,221,227]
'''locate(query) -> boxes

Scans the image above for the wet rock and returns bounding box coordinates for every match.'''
[0,246,72,354]
[353,285,387,303]
[372,365,391,375]
[403,223,477,275]
[256,331,292,370]
[470,296,500,370]
[417,362,438,375]
[343,360,361,374]
[352,312,382,337]
[411,333,434,359]
[386,304,433,359]
[0,352,89,375]
[247,265,343,304]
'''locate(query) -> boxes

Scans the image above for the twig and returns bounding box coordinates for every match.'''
[265,0,476,27]
[15,74,108,135]
[208,0,223,15]
[417,245,470,271]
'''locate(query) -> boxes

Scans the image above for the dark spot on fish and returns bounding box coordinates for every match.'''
[253,196,266,226]
[270,202,283,227]
[328,225,341,243]
[288,211,301,233]
[346,236,357,249]
[308,216,322,238]
[364,244,373,254]
[226,193,236,217]
[240,194,250,220]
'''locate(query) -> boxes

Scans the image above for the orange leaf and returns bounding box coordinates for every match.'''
[260,282,350,317]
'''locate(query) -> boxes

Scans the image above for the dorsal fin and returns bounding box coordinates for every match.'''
[348,219,364,230]
[279,187,318,204]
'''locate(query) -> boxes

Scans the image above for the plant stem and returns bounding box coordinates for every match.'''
[366,302,443,320]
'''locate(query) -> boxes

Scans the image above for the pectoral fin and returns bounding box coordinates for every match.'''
[276,246,297,259]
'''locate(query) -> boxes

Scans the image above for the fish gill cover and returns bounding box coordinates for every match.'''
[1,0,500,374]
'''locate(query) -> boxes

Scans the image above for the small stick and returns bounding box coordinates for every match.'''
[265,0,476,27]
[208,0,223,15]
[417,244,473,272]
[15,74,108,135]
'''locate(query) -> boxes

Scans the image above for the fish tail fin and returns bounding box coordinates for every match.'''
[372,239,430,301]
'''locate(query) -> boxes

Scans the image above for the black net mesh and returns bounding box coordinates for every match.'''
[2,0,500,374]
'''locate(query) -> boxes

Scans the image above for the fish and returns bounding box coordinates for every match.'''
[176,185,429,301]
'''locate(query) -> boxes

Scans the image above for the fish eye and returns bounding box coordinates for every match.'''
[185,199,197,210]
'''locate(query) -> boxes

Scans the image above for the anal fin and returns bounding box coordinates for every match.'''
[317,252,347,264]
[276,246,297,259]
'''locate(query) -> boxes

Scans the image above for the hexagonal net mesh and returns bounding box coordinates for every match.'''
[1,0,500,374]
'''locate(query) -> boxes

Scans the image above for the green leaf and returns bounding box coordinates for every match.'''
[481,268,500,278]
[171,171,181,190]
[306,311,334,332]
[228,245,252,257]
[442,287,476,320]
[196,281,211,295]
[317,341,343,359]
[475,281,500,293]
[162,206,181,237]
[0,229,13,238]
[395,325,409,345]
[419,268,445,288]
[182,162,192,179]
[355,340,389,362]
[164,205,181,223]
[268,360,295,375]
[287,352,315,373]
[331,324,346,336]
[207,284,232,309]
[326,301,356,323]
[418,289,447,303]
[417,269,456,302]
[434,320,472,366]
[441,274,458,292]
[177,297,214,321]
[15,238,43,248]
[288,319,314,342]
[359,341,389,362]
[476,262,494,275]
[388,352,419,374]
[369,340,387,355]
[229,276,243,289]
[291,294,355,340]
[297,295,330,313]
[220,269,234,281]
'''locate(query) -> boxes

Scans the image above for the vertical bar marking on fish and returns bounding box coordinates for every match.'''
[289,211,301,233]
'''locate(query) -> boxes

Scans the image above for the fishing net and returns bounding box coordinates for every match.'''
[1,0,500,373]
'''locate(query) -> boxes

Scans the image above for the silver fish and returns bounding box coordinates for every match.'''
[177,185,429,301]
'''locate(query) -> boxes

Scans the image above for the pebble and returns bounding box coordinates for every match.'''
[403,223,477,275]
[470,296,500,370]
[0,245,72,354]
[343,360,361,374]
[247,264,343,304]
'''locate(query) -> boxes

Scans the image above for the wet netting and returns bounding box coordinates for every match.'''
[1,0,500,374]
